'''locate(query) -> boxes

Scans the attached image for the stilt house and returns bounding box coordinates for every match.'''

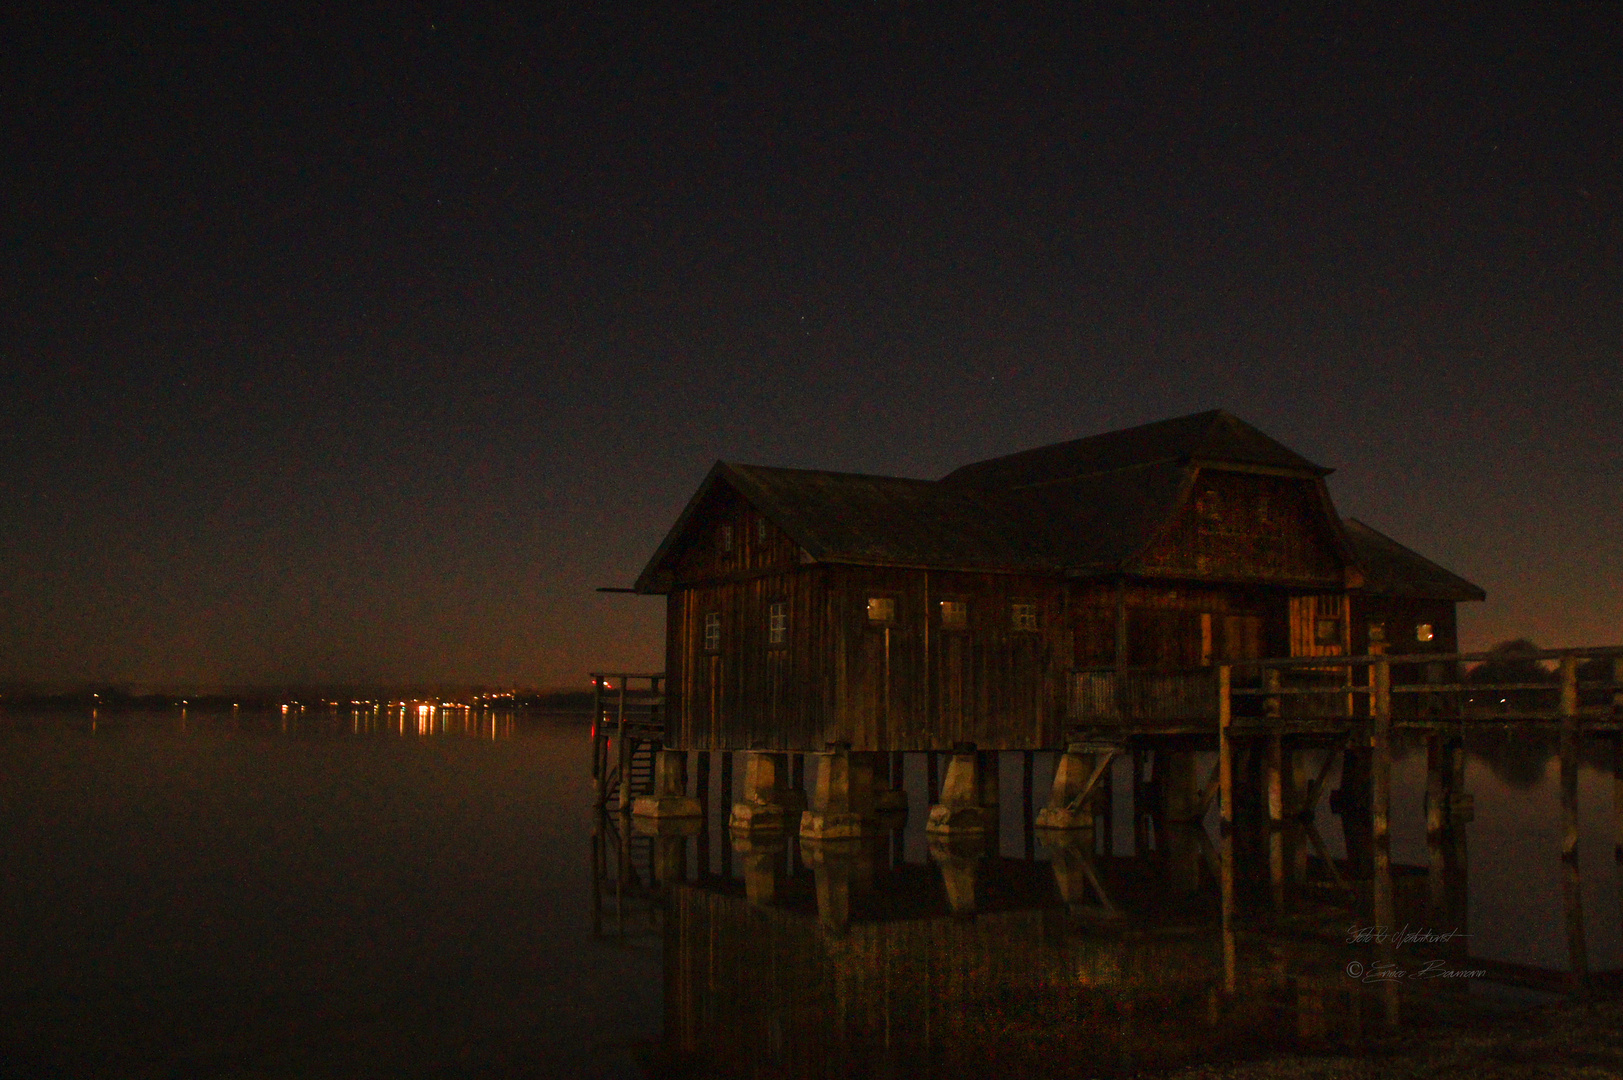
[632,411,1484,754]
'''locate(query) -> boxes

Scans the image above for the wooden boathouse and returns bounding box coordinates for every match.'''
[593,410,1619,895]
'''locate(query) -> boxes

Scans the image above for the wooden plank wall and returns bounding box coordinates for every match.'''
[826,565,1066,751]
[667,567,831,751]
[1135,470,1344,586]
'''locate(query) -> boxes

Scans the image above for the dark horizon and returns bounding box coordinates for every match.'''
[4,5,1619,687]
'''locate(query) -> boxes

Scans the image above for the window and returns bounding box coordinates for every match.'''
[768,601,787,646]
[1367,622,1386,643]
[1011,602,1038,632]
[757,518,769,543]
[1415,623,1435,643]
[939,600,967,629]
[718,525,734,554]
[867,596,895,624]
[1315,618,1341,646]
[704,612,721,651]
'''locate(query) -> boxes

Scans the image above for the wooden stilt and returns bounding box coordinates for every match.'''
[695,750,711,874]
[1266,734,1285,907]
[927,751,940,804]
[1371,658,1397,1027]
[1022,750,1035,859]
[1218,666,1234,835]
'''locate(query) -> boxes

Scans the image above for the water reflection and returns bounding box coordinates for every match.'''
[596,731,1623,1079]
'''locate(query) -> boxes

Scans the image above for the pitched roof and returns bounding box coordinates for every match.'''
[942,410,1329,489]
[633,412,1480,601]
[1342,519,1486,601]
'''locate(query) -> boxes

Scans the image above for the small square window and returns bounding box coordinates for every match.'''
[768,601,787,646]
[1367,622,1386,643]
[867,597,895,624]
[718,525,734,554]
[1415,623,1435,643]
[704,612,721,651]
[940,600,967,629]
[1011,602,1038,632]
[1315,618,1340,645]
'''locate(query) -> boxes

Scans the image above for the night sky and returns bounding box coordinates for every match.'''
[3,4,1619,691]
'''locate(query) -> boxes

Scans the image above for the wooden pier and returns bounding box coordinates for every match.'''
[591,645,1623,1001]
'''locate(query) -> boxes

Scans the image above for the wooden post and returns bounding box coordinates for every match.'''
[1426,735,1446,920]
[1132,746,1151,854]
[1100,753,1115,855]
[616,692,632,815]
[1264,666,1282,721]
[927,751,940,804]
[1218,666,1234,834]
[695,750,711,874]
[1266,734,1285,908]
[1372,658,1399,1030]
[1022,750,1036,859]
[1560,654,1590,1000]
[592,676,605,806]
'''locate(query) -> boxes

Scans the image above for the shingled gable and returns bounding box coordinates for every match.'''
[632,412,1469,596]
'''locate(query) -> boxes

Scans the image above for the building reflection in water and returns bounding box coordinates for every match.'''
[591,771,1546,1080]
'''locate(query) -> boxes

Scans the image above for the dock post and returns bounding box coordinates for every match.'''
[1218,665,1234,835]
[927,744,986,835]
[592,676,605,806]
[1371,658,1397,1026]
[978,750,1001,832]
[1560,654,1590,1000]
[696,750,712,873]
[800,744,872,840]
[1426,735,1447,921]
[926,751,940,804]
[1022,750,1036,858]
[1266,734,1285,908]
[875,750,908,813]
[633,750,704,819]
[730,752,791,831]
[1035,743,1112,832]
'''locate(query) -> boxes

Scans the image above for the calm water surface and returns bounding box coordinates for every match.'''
[1,709,660,1079]
[3,710,1620,1078]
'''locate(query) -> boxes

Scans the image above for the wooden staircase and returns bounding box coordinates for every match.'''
[590,673,666,811]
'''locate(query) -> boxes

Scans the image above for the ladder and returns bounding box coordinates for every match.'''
[590,673,665,811]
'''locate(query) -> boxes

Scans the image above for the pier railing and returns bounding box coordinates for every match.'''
[590,673,665,809]
[1070,646,1623,729]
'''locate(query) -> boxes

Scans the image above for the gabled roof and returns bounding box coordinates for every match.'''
[1342,519,1486,601]
[942,410,1330,490]
[633,412,1479,601]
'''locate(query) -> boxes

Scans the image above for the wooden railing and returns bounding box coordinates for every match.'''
[590,673,665,809]
[1070,647,1623,728]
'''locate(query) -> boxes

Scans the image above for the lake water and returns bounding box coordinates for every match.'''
[3,709,1619,1077]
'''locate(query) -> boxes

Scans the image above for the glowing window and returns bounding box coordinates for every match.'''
[1367,622,1386,643]
[940,600,967,629]
[1012,602,1038,632]
[704,612,721,651]
[867,597,895,624]
[718,525,734,554]
[768,601,787,646]
[1416,623,1435,643]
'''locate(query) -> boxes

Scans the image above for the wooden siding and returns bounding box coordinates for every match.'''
[666,567,831,751]
[826,566,1065,751]
[1134,469,1344,586]
[669,480,804,587]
